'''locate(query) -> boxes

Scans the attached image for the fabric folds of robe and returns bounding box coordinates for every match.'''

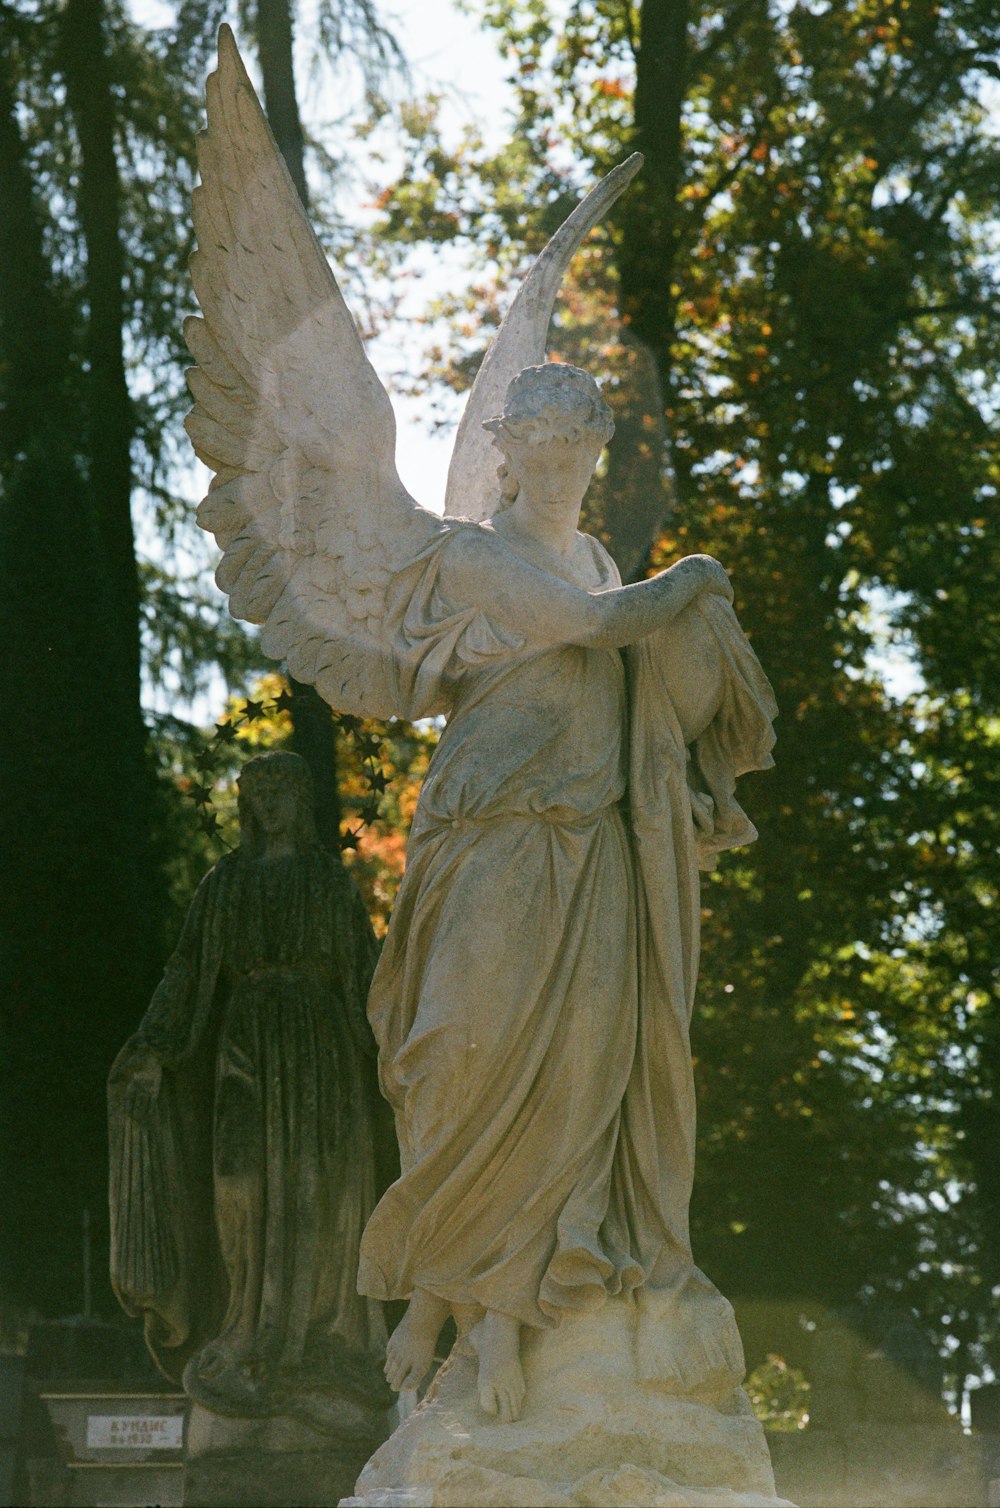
[358,530,777,1385]
[359,535,644,1330]
[620,595,777,1387]
[109,850,392,1407]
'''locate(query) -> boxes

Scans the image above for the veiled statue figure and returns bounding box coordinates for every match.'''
[181,26,778,1474]
[109,752,394,1419]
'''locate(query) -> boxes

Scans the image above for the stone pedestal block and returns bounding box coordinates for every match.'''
[184,1403,389,1508]
[342,1298,790,1508]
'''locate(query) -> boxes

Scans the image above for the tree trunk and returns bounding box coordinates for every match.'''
[62,0,141,705]
[618,0,689,361]
[606,0,692,580]
[599,334,670,583]
[257,0,308,204]
[254,0,343,850]
[0,36,157,1313]
[61,0,163,960]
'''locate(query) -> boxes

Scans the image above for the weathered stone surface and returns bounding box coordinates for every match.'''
[848,1423,980,1508]
[802,1382,862,1430]
[978,1427,1000,1483]
[859,1352,946,1424]
[109,752,394,1421]
[342,1299,789,1508]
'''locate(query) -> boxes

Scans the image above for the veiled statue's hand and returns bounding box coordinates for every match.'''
[673,554,734,603]
[112,1044,163,1122]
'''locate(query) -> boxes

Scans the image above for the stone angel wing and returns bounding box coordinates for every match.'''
[184,25,443,717]
[443,153,643,523]
[187,27,642,715]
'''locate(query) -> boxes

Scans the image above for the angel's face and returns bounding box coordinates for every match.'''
[505,431,605,516]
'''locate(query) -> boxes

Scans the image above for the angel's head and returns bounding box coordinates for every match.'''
[483,363,614,514]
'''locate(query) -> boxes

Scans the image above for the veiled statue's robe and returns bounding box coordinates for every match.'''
[358,528,776,1382]
[109,849,393,1411]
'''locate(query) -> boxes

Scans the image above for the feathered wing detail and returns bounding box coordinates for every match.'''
[186,25,443,717]
[443,154,644,523]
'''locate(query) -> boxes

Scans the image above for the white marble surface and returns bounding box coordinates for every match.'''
[342,1294,791,1508]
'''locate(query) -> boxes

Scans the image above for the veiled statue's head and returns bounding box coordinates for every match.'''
[237,750,318,856]
[484,363,614,512]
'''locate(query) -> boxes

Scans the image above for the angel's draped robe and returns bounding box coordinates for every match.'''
[357,528,776,1378]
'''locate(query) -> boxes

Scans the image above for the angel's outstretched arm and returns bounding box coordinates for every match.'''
[440,533,732,651]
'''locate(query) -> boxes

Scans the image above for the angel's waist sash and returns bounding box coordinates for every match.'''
[410,793,626,846]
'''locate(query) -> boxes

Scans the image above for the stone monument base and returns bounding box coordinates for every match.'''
[185,1400,389,1508]
[342,1296,792,1508]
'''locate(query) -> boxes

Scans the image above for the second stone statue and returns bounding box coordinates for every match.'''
[108,751,396,1505]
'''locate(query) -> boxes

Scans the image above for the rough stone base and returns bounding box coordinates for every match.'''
[185,1403,388,1507]
[341,1298,791,1508]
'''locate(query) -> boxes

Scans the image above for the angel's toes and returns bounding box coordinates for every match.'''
[393,1362,421,1393]
[499,1377,525,1424]
[478,1366,524,1423]
[384,1347,408,1392]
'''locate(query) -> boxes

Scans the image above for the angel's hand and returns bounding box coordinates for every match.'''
[669,554,734,603]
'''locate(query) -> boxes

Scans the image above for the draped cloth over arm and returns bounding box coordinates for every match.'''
[620,595,777,1390]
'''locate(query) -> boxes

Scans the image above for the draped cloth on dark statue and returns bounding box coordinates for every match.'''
[109,832,394,1417]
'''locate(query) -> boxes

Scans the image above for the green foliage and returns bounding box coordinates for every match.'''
[746,1353,811,1432]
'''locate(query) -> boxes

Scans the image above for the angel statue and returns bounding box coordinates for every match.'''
[185,25,778,1448]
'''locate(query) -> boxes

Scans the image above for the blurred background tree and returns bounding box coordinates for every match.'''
[0,0,204,1316]
[0,0,402,1316]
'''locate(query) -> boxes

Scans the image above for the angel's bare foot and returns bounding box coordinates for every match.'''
[384,1288,450,1393]
[471,1309,525,1423]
